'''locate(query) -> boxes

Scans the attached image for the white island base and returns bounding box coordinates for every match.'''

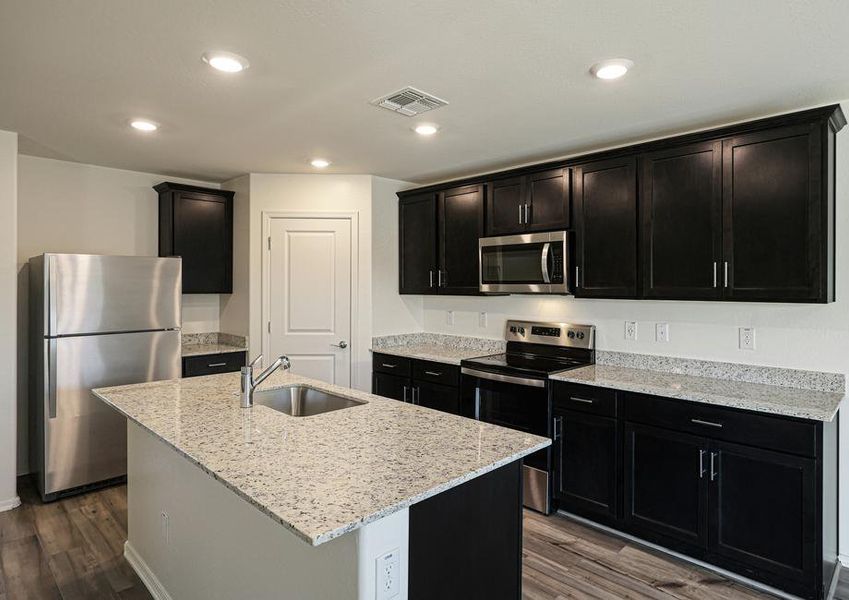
[124,422,410,600]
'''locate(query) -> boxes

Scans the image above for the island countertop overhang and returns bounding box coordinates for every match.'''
[93,372,549,546]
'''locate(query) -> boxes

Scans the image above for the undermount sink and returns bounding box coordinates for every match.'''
[253,385,366,417]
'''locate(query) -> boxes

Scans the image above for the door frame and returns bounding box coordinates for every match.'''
[261,211,360,388]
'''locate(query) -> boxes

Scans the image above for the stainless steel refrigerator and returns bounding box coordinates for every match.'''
[29,254,182,501]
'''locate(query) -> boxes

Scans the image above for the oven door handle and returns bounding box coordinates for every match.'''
[540,242,551,284]
[461,367,546,388]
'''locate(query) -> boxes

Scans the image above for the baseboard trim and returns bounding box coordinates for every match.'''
[0,496,21,513]
[558,510,803,600]
[124,541,173,600]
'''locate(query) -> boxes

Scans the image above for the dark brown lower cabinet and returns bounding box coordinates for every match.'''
[552,382,837,600]
[182,351,246,378]
[371,353,460,415]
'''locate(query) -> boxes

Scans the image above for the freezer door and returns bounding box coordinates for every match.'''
[42,330,180,497]
[45,254,181,336]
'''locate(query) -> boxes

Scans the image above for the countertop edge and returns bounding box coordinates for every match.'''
[181,344,248,358]
[93,385,550,546]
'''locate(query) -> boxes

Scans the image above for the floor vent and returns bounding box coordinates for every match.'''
[371,86,448,117]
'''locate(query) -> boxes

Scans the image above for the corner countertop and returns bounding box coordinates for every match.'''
[93,372,549,546]
[551,364,844,422]
[181,332,248,358]
[371,332,505,365]
[371,343,496,365]
[181,342,248,358]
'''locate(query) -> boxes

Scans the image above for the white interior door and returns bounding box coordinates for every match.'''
[267,217,352,386]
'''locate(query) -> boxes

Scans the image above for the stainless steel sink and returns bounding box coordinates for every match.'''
[252,385,366,417]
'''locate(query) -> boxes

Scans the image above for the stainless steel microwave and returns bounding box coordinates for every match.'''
[479,231,570,294]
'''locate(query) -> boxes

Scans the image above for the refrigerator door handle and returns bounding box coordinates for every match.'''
[48,254,57,337]
[47,338,57,419]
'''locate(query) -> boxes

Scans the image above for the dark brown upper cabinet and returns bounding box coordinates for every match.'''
[641,142,722,300]
[398,192,438,294]
[399,186,484,295]
[573,157,638,298]
[722,124,828,302]
[155,182,234,294]
[485,168,569,236]
[438,184,485,294]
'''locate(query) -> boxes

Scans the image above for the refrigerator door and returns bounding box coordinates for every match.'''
[41,330,180,497]
[45,254,181,336]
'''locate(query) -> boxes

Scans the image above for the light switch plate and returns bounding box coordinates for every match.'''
[624,321,637,341]
[478,311,487,328]
[655,322,669,343]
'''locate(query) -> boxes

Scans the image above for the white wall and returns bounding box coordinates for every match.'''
[220,174,251,338]
[0,130,19,511]
[372,177,423,335]
[15,156,220,474]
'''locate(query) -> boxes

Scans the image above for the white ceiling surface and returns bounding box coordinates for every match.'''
[2,0,849,184]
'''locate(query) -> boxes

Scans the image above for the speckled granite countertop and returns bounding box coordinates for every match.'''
[551,364,844,422]
[371,332,504,365]
[181,332,248,357]
[93,372,549,546]
[182,342,248,357]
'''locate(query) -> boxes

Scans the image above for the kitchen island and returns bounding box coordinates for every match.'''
[93,371,549,600]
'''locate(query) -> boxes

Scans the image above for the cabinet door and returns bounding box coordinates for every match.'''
[526,168,570,232]
[641,142,722,299]
[554,409,619,522]
[573,157,638,298]
[173,191,233,293]
[438,184,484,295]
[372,372,410,402]
[722,124,824,301]
[485,176,526,236]
[708,441,816,587]
[414,381,460,415]
[399,193,438,294]
[625,423,708,553]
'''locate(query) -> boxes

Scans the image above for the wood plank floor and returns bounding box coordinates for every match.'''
[1,477,844,599]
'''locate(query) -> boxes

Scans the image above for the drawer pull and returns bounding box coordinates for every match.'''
[570,397,594,404]
[691,418,723,428]
[208,362,227,368]
[381,363,397,368]
[424,371,443,377]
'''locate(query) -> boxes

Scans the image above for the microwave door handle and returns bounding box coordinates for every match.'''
[540,242,551,283]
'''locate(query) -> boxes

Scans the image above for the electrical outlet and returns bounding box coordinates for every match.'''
[739,327,755,351]
[624,321,638,341]
[478,311,487,328]
[376,548,401,599]
[655,322,669,343]
[160,511,170,544]
[446,310,454,326]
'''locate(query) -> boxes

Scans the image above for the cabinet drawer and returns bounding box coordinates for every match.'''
[183,351,246,378]
[622,392,817,458]
[412,360,459,387]
[372,353,412,377]
[552,382,617,417]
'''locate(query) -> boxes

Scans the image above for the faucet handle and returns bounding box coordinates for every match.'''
[248,354,263,370]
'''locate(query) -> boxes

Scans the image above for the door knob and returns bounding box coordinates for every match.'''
[332,341,348,349]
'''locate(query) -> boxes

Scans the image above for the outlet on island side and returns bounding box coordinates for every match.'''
[624,321,637,341]
[160,511,170,545]
[655,322,669,343]
[479,311,487,328]
[739,327,756,351]
[376,547,401,600]
[446,310,454,326]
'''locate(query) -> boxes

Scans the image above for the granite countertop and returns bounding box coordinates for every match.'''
[93,372,549,546]
[181,332,248,357]
[551,364,844,422]
[371,332,504,365]
[181,342,248,357]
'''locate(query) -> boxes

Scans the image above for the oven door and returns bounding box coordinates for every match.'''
[479,231,568,294]
[461,367,552,514]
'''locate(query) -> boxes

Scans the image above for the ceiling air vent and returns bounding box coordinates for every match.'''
[371,86,448,117]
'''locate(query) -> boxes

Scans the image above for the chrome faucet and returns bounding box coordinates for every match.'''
[240,354,291,408]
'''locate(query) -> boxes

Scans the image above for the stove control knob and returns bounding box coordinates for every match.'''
[567,331,575,339]
[577,332,585,340]
[518,327,525,335]
[509,326,517,333]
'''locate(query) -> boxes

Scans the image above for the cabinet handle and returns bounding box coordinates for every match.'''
[429,270,434,288]
[699,449,707,479]
[524,203,530,225]
[723,261,729,288]
[381,363,397,369]
[437,270,443,287]
[412,387,420,405]
[710,451,719,481]
[207,362,227,368]
[712,262,717,288]
[569,397,594,404]
[574,266,580,289]
[691,418,723,428]
[553,416,563,440]
[424,371,442,377]
[518,204,523,225]
[403,385,409,403]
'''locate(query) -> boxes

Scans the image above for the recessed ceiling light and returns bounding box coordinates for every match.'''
[202,51,250,73]
[590,58,634,80]
[129,119,158,132]
[413,124,439,136]
[310,158,331,168]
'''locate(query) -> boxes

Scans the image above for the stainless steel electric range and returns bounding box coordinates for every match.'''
[460,320,595,514]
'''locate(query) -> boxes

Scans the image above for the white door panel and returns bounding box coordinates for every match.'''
[268,218,352,386]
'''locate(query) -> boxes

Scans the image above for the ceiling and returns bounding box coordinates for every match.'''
[2,0,849,184]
